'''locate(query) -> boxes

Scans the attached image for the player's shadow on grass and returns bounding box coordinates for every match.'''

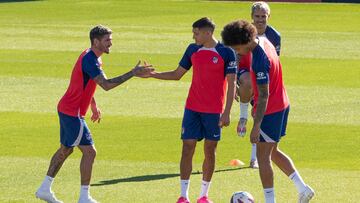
[91,167,248,187]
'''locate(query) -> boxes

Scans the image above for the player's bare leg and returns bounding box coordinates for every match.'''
[272,146,314,202]
[47,145,74,177]
[271,146,295,176]
[196,139,217,203]
[202,140,217,181]
[180,140,197,179]
[36,145,73,203]
[78,145,97,203]
[257,142,276,203]
[177,140,197,203]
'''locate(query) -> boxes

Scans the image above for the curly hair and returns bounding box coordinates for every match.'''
[221,20,257,46]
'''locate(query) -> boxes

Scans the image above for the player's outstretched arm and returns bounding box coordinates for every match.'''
[249,83,269,143]
[94,61,153,91]
[219,73,236,128]
[140,66,187,80]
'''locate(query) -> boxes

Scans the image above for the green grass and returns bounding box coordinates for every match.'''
[0,0,359,202]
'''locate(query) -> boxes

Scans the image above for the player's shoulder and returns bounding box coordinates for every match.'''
[252,41,268,60]
[216,43,236,57]
[81,49,101,68]
[81,49,97,63]
[186,43,202,51]
[266,25,281,38]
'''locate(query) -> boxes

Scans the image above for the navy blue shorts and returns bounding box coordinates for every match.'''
[259,106,290,143]
[58,112,93,147]
[181,108,221,141]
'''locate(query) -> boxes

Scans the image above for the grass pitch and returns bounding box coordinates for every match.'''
[0,0,359,202]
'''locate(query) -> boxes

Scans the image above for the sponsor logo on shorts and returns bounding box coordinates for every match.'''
[213,134,220,138]
[86,133,92,141]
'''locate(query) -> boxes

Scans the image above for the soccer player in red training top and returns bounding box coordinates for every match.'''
[140,17,237,203]
[222,20,315,203]
[35,25,153,203]
[236,1,282,169]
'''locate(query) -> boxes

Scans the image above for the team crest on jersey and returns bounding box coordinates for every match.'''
[212,57,218,64]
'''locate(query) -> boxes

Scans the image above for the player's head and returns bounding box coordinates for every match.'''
[251,1,270,33]
[192,17,216,45]
[221,20,257,56]
[90,25,113,54]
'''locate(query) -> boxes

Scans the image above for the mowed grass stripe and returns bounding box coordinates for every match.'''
[0,76,359,125]
[1,24,359,59]
[0,112,358,171]
[1,156,359,202]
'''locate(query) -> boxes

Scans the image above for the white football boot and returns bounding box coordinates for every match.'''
[78,196,98,203]
[237,118,247,137]
[298,185,315,203]
[35,189,63,203]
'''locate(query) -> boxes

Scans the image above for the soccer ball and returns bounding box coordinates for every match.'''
[230,191,255,203]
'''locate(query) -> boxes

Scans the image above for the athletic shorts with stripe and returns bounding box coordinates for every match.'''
[58,111,93,147]
[181,108,221,141]
[259,106,290,143]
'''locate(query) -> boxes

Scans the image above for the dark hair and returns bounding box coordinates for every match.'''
[192,17,215,32]
[221,20,257,46]
[90,25,112,45]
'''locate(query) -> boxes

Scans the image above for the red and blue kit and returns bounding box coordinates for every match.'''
[251,38,289,142]
[57,49,102,147]
[237,25,281,79]
[179,43,237,141]
[179,43,237,114]
[58,49,103,117]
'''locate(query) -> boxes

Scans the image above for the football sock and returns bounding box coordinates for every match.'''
[264,188,276,203]
[39,176,54,192]
[199,180,211,197]
[80,185,90,198]
[289,171,307,193]
[240,102,249,119]
[180,179,190,199]
[250,143,257,161]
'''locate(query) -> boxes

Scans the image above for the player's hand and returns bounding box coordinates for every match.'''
[132,60,154,78]
[249,125,260,143]
[91,107,101,123]
[219,112,230,128]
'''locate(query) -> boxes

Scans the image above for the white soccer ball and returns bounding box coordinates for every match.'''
[230,191,255,203]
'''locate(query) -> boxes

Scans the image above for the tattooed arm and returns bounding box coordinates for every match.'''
[94,71,134,91]
[250,83,269,143]
[94,61,153,91]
